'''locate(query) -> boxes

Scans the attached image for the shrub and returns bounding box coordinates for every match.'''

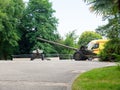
[99,38,120,62]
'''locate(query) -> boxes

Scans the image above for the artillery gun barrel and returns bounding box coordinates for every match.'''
[37,37,78,51]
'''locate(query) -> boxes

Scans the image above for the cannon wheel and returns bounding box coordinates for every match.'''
[73,51,88,61]
[73,51,82,60]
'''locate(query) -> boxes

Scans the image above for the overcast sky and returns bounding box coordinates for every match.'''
[24,0,107,37]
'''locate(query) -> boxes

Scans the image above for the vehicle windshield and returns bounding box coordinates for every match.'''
[87,41,95,50]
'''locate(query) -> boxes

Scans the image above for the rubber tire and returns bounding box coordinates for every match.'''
[73,51,82,61]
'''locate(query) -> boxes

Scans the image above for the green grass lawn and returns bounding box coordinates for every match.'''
[72,66,120,90]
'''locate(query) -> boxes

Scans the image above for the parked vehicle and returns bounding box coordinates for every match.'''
[87,39,108,54]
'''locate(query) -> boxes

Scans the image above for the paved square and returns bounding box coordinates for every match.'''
[0,60,115,90]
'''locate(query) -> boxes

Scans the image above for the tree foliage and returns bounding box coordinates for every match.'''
[19,0,59,54]
[99,39,120,61]
[96,19,120,39]
[83,0,119,15]
[84,0,120,39]
[57,31,78,59]
[0,0,24,59]
[0,0,59,59]
[78,31,102,46]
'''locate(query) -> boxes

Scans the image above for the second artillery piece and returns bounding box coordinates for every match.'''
[37,37,96,60]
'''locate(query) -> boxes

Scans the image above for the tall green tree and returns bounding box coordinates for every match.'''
[19,0,59,54]
[78,31,102,46]
[84,0,120,39]
[0,0,24,59]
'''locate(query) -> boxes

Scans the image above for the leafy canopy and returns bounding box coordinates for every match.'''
[0,0,24,59]
[78,31,102,46]
[19,0,59,54]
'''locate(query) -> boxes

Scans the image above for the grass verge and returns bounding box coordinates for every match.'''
[72,66,120,90]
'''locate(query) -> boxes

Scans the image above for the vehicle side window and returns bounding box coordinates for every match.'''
[92,43,99,49]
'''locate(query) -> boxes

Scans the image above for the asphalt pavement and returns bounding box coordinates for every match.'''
[0,60,115,90]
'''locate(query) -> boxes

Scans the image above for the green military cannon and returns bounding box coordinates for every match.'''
[37,37,96,60]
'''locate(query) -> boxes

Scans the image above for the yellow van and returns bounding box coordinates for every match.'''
[87,39,108,54]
